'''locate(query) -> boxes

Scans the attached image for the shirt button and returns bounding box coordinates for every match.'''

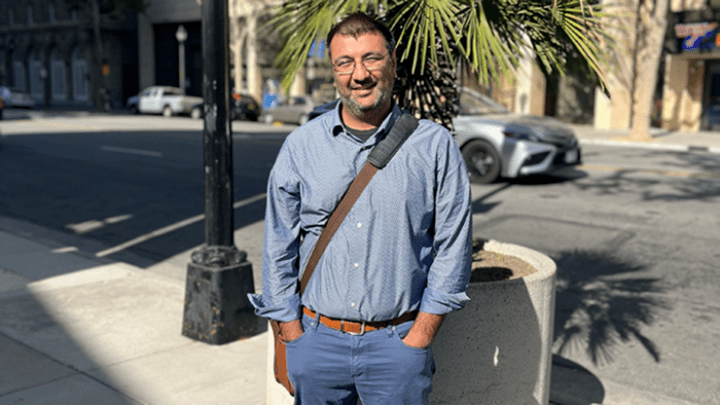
[354,263,359,268]
[357,223,362,228]
[350,302,356,308]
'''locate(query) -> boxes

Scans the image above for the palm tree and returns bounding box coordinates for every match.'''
[269,0,610,130]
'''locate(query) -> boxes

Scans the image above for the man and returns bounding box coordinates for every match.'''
[249,12,472,404]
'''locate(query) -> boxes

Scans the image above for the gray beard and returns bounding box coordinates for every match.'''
[340,86,392,118]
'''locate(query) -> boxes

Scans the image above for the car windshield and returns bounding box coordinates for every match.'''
[459,88,509,115]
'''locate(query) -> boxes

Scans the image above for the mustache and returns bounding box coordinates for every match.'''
[351,77,375,88]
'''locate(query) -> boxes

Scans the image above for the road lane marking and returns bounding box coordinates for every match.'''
[579,164,720,179]
[95,193,267,258]
[101,145,163,158]
[52,246,79,253]
[66,214,135,235]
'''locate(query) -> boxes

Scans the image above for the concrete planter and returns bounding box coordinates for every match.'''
[430,240,557,405]
[266,239,556,405]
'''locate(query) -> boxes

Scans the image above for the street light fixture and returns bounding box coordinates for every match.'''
[176,24,187,94]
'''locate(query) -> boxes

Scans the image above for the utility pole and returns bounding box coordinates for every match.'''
[181,0,258,345]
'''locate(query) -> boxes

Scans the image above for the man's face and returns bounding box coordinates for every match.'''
[329,32,396,119]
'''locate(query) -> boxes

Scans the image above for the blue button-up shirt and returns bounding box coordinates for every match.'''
[249,102,472,323]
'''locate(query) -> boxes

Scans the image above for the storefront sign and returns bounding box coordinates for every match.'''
[675,22,719,51]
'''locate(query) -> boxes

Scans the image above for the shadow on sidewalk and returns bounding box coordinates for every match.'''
[0,285,141,404]
[549,355,605,405]
[551,248,672,365]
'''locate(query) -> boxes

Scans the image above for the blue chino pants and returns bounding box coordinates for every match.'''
[284,312,436,405]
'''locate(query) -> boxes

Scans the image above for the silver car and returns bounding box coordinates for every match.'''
[454,88,581,183]
[261,96,316,125]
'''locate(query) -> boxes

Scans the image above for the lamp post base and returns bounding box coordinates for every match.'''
[182,253,258,345]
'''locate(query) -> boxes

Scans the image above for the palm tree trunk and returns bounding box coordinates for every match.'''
[629,0,668,140]
[91,0,106,111]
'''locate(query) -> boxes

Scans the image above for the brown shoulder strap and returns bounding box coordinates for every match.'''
[299,162,378,295]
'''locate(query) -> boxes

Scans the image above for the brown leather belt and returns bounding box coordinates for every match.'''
[302,307,417,335]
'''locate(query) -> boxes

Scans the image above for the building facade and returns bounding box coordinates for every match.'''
[663,0,720,131]
[0,0,138,110]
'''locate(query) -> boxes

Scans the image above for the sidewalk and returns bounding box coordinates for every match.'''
[570,124,720,154]
[0,220,268,405]
[1,124,717,405]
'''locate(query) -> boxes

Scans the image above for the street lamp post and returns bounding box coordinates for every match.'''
[176,25,187,94]
[181,0,258,345]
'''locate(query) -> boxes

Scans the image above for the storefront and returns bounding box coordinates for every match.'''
[663,11,720,131]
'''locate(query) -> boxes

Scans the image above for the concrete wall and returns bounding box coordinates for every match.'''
[513,53,546,116]
[671,0,707,12]
[593,0,635,130]
[143,0,202,24]
[662,55,706,131]
[137,0,201,92]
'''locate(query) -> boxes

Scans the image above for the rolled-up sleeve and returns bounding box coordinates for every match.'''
[247,141,304,322]
[419,134,472,315]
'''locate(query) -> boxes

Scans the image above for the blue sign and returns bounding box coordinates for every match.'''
[675,22,719,52]
[309,39,326,58]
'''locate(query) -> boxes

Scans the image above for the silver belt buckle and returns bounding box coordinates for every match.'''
[342,320,367,336]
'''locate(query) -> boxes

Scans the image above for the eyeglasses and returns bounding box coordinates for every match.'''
[332,52,388,76]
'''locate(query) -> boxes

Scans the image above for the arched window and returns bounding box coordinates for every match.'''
[12,59,26,91]
[29,50,44,100]
[49,2,56,24]
[71,48,89,101]
[51,49,67,100]
[0,51,6,79]
[27,4,35,26]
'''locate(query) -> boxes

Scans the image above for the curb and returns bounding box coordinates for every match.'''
[578,138,720,154]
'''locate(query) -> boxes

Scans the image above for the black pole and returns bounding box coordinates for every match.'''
[181,0,258,344]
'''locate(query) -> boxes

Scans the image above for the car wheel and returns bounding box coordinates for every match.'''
[462,139,501,184]
[129,105,138,115]
[191,106,202,120]
[162,106,173,117]
[298,114,309,125]
[263,114,274,124]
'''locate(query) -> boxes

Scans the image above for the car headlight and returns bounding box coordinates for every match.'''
[503,131,540,143]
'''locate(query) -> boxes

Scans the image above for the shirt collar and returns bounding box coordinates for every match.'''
[330,101,404,141]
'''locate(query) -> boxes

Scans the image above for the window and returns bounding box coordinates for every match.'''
[9,7,14,26]
[49,2,56,24]
[29,51,44,100]
[72,48,89,101]
[71,9,78,22]
[12,60,26,91]
[27,4,35,26]
[51,50,67,100]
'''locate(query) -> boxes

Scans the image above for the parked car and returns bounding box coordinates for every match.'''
[127,86,203,117]
[189,92,261,121]
[308,88,581,184]
[454,88,581,183]
[260,95,316,125]
[0,86,36,109]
